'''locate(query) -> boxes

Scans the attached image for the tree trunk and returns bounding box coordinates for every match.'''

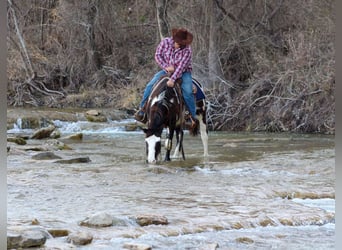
[87,2,101,70]
[155,0,170,39]
[8,0,34,78]
[208,0,222,91]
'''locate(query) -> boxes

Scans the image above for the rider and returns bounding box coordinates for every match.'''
[135,28,198,126]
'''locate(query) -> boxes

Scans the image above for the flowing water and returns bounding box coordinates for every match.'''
[7,118,335,249]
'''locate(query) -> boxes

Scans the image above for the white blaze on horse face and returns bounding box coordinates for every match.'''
[145,135,161,163]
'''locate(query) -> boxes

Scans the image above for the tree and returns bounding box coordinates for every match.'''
[155,0,170,39]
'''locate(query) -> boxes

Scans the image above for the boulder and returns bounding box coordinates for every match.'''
[54,157,91,164]
[67,231,93,245]
[32,152,62,160]
[79,212,113,227]
[86,110,101,116]
[134,214,168,226]
[7,136,27,145]
[31,125,56,139]
[7,226,50,249]
[61,133,83,140]
[47,228,69,237]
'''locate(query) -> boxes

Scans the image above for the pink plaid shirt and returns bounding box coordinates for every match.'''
[155,37,192,81]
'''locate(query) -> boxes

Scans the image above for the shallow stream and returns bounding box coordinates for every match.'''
[7,118,335,249]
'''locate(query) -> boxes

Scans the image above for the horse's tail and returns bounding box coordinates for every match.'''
[189,118,200,136]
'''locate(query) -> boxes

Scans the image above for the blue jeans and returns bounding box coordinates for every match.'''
[140,70,197,118]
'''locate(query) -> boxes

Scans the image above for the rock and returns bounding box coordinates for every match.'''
[47,228,69,237]
[31,218,40,225]
[7,226,50,249]
[125,123,140,131]
[67,231,93,245]
[85,109,107,122]
[86,109,101,116]
[79,212,113,227]
[7,136,27,145]
[86,114,107,122]
[31,125,56,139]
[62,133,83,140]
[44,139,72,150]
[54,157,91,164]
[236,237,254,244]
[32,152,62,160]
[123,242,152,250]
[135,214,168,226]
[50,129,61,139]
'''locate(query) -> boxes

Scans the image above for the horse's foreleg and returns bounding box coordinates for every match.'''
[198,113,209,157]
[164,128,173,161]
[172,128,185,160]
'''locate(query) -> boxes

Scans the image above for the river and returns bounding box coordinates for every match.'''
[7,118,335,249]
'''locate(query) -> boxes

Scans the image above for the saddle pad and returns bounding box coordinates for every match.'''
[193,78,206,100]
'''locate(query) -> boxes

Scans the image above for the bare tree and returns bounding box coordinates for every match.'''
[155,0,170,39]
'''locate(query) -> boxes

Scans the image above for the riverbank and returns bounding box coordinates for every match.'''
[7,107,133,130]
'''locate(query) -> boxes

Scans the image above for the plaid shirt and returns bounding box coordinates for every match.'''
[155,37,192,81]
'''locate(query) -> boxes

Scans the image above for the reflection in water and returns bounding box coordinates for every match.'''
[7,125,335,249]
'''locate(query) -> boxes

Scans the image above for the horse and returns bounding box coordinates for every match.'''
[142,76,208,163]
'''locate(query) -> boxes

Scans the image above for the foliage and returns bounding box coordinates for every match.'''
[7,0,335,133]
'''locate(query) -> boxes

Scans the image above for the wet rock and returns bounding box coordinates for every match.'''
[123,242,152,250]
[47,228,69,237]
[259,218,276,227]
[32,152,62,160]
[79,212,113,227]
[31,125,56,139]
[7,136,27,145]
[85,110,107,122]
[44,139,72,150]
[50,129,61,139]
[54,157,91,164]
[236,237,254,244]
[7,226,50,249]
[135,214,168,226]
[86,109,101,116]
[125,123,140,131]
[231,222,244,229]
[61,133,83,140]
[279,218,294,226]
[31,218,40,225]
[67,231,93,245]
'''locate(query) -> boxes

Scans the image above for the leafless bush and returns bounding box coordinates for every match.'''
[7,0,334,133]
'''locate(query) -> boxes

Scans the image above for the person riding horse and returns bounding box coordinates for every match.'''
[135,28,198,127]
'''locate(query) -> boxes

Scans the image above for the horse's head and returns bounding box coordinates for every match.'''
[143,128,162,164]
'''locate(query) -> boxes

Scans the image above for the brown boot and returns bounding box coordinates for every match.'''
[134,109,147,123]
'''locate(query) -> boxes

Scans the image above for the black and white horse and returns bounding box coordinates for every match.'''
[143,76,208,163]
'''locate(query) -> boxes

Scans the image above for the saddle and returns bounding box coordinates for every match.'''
[136,77,206,124]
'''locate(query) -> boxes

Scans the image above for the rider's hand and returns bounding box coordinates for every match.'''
[165,66,174,73]
[167,79,175,87]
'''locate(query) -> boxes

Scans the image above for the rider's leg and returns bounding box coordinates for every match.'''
[181,72,197,119]
[139,70,167,109]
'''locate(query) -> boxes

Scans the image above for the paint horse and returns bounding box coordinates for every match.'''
[143,76,208,163]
